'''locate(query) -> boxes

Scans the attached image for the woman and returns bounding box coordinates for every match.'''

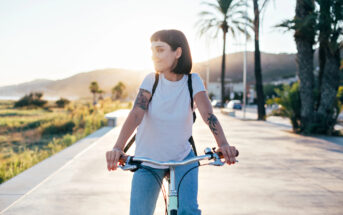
[106,29,237,215]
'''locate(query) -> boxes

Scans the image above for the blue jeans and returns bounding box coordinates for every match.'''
[130,149,202,215]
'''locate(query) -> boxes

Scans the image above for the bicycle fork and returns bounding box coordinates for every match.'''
[167,166,178,215]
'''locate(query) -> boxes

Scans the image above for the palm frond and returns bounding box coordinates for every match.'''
[260,0,276,29]
[195,0,250,42]
[275,19,296,32]
[229,0,247,11]
[200,1,223,13]
[261,0,274,11]
[195,18,222,39]
[198,10,216,17]
[226,10,246,19]
[217,0,235,15]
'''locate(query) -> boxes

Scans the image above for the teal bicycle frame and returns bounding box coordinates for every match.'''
[119,147,239,215]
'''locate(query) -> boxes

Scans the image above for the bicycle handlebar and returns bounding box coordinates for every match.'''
[119,148,239,167]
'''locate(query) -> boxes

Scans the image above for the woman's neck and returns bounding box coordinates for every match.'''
[162,70,183,82]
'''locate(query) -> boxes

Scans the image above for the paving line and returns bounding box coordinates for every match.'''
[0,127,116,214]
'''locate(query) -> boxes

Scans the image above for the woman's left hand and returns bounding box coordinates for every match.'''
[217,143,237,165]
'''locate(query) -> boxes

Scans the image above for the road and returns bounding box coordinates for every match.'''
[1,109,343,215]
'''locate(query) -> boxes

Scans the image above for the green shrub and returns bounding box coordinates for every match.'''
[42,121,75,136]
[23,120,44,130]
[14,92,47,108]
[264,83,283,100]
[337,86,343,103]
[1,99,124,184]
[56,98,70,108]
[274,82,301,131]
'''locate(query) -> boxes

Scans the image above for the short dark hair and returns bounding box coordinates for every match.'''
[150,29,192,75]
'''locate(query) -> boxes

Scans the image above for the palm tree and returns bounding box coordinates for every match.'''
[278,0,316,133]
[195,0,251,107]
[314,0,342,134]
[97,89,105,101]
[112,82,126,100]
[277,0,342,135]
[252,0,273,120]
[89,81,99,105]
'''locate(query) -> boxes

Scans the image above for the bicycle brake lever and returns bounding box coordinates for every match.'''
[120,164,139,171]
[209,153,225,166]
[119,156,140,172]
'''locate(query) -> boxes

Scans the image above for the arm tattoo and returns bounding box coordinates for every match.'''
[207,113,218,135]
[133,89,150,110]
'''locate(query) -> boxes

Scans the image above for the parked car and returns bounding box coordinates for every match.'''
[211,100,223,108]
[226,100,242,110]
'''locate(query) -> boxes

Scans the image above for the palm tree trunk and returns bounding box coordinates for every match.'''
[316,47,340,134]
[315,0,341,135]
[221,30,227,107]
[93,93,96,105]
[253,0,266,120]
[294,0,315,133]
[316,42,325,110]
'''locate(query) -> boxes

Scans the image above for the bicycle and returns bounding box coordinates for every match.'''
[118,147,239,215]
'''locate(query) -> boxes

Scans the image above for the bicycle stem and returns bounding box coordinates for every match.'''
[168,166,178,214]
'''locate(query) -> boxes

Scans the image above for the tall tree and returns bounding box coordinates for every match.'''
[314,0,342,134]
[112,81,126,101]
[278,0,342,134]
[196,0,251,107]
[89,81,99,105]
[253,0,273,120]
[97,89,105,101]
[281,0,316,133]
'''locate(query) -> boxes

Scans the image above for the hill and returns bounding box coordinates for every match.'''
[0,69,149,100]
[195,51,298,84]
[0,51,307,100]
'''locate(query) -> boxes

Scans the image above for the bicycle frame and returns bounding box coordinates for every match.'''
[119,147,238,215]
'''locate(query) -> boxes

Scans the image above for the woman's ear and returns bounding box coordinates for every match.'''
[176,47,182,59]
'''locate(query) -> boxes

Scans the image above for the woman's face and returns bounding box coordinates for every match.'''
[151,40,181,73]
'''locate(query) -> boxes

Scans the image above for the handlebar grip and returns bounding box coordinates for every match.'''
[118,149,239,165]
[217,149,239,158]
[119,155,128,165]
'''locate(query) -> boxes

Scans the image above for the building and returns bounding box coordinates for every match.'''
[207,81,255,103]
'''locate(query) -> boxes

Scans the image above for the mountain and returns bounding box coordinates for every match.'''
[0,51,305,100]
[0,79,55,98]
[195,50,321,84]
[195,51,298,84]
[0,69,149,100]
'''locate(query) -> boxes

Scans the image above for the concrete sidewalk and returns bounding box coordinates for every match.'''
[0,126,113,213]
[1,109,343,215]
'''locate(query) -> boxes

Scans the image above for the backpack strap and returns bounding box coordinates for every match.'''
[124,73,159,153]
[187,74,196,123]
[149,73,159,102]
[187,74,198,156]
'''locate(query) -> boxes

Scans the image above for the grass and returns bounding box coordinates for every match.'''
[0,98,131,184]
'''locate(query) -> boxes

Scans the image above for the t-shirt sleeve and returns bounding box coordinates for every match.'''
[191,73,206,97]
[139,72,156,94]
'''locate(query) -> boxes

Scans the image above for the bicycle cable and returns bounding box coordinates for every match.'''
[139,166,168,215]
[176,162,208,210]
[134,162,210,214]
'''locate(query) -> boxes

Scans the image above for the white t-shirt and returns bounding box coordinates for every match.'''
[134,72,206,169]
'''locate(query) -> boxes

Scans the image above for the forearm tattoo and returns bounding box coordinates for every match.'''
[207,113,218,135]
[134,89,150,110]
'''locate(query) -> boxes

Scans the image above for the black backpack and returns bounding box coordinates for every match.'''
[123,73,198,156]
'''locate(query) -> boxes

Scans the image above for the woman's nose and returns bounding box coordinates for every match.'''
[151,54,159,62]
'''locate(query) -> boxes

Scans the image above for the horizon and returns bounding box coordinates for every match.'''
[0,50,298,88]
[0,0,297,87]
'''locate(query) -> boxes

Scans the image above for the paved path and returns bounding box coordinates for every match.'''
[1,109,343,215]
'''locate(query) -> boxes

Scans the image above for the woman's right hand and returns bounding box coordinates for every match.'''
[106,147,124,171]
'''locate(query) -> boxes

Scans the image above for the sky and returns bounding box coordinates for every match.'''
[0,0,296,87]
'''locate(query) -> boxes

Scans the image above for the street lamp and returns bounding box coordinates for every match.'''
[242,0,248,119]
